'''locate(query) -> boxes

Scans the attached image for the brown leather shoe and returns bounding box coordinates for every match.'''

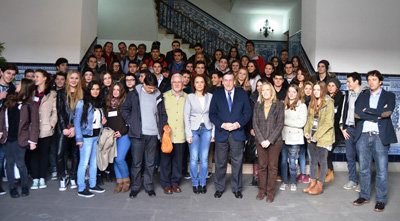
[114,179,123,194]
[256,192,265,200]
[303,179,316,193]
[164,186,173,194]
[122,178,130,193]
[172,186,181,193]
[309,181,323,195]
[324,169,335,183]
[266,196,274,203]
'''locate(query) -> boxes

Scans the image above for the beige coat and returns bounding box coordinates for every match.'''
[39,90,58,138]
[97,127,117,171]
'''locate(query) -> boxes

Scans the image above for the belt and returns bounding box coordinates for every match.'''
[363,131,379,136]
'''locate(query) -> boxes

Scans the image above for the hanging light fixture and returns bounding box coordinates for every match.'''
[259,19,274,38]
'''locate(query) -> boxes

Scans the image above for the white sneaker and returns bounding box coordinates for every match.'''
[355,184,361,192]
[51,172,58,181]
[70,180,77,189]
[39,178,47,189]
[290,184,297,191]
[343,180,357,190]
[280,183,287,191]
[59,177,69,191]
[31,179,39,190]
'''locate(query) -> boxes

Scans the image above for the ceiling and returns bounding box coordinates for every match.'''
[230,0,300,15]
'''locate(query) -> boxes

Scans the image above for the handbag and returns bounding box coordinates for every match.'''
[161,125,173,153]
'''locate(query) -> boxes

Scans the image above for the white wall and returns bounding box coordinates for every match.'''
[301,0,317,66]
[302,0,400,74]
[289,0,301,36]
[97,0,158,41]
[80,0,98,59]
[189,0,288,41]
[0,0,82,63]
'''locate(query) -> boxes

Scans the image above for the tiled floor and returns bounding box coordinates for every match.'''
[0,172,399,221]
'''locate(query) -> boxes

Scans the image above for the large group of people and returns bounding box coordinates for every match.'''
[0,39,396,212]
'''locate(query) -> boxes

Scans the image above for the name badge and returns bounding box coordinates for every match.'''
[33,96,39,102]
[108,111,118,117]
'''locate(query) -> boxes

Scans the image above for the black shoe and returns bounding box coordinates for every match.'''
[147,190,156,197]
[0,185,6,195]
[251,177,258,186]
[353,197,370,206]
[193,186,199,194]
[97,174,104,186]
[21,187,29,197]
[374,202,385,212]
[214,191,223,198]
[184,172,191,180]
[200,185,207,194]
[78,189,94,198]
[129,190,139,198]
[234,191,243,199]
[89,185,105,193]
[10,188,20,198]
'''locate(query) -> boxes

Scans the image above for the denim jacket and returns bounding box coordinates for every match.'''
[74,100,104,143]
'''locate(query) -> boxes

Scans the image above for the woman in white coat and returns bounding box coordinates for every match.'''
[280,84,308,191]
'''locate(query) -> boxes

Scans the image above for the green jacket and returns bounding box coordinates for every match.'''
[304,96,335,148]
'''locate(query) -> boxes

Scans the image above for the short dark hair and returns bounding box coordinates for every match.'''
[55,57,68,67]
[195,61,206,68]
[219,56,229,64]
[366,70,384,82]
[347,72,361,85]
[180,69,191,76]
[144,72,157,87]
[280,49,288,54]
[173,49,183,56]
[273,72,285,79]
[138,43,146,50]
[128,60,138,66]
[211,71,223,79]
[194,43,203,48]
[151,46,160,51]
[161,67,170,74]
[152,61,162,67]
[128,43,137,49]
[55,71,66,79]
[125,73,136,79]
[118,42,126,46]
[223,71,235,78]
[87,55,97,61]
[172,40,180,46]
[285,61,294,68]
[1,63,18,73]
[94,44,102,50]
[24,69,34,76]
[245,40,254,47]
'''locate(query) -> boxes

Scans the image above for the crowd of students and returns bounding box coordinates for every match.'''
[0,39,396,212]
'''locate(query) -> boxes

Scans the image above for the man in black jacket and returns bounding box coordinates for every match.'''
[121,72,168,198]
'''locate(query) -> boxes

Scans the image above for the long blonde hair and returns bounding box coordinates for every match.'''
[235,68,251,91]
[259,82,277,103]
[66,70,83,111]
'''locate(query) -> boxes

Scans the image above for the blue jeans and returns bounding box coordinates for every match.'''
[77,136,98,192]
[288,145,300,184]
[280,143,289,184]
[299,143,311,175]
[0,144,4,177]
[114,135,131,179]
[356,133,389,204]
[188,126,212,186]
[345,127,358,183]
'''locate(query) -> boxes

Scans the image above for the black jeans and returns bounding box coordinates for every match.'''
[48,132,59,172]
[130,135,158,192]
[3,141,28,189]
[308,142,328,183]
[30,136,52,179]
[57,134,78,179]
[160,143,185,188]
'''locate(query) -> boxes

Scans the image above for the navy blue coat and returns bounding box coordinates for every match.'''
[209,87,252,143]
[354,89,397,146]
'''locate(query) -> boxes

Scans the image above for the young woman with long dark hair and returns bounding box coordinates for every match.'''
[0,79,39,198]
[74,81,105,197]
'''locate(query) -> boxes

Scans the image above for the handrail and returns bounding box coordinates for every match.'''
[156,0,235,48]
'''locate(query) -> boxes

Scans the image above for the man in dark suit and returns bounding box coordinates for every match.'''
[352,70,397,212]
[209,72,252,199]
